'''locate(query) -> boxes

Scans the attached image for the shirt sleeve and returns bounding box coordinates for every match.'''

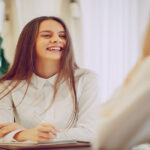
[56,71,101,142]
[0,82,15,122]
[0,83,24,143]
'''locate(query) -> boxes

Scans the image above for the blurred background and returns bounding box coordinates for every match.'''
[0,0,150,102]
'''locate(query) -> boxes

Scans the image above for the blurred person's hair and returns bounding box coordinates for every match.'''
[124,21,150,86]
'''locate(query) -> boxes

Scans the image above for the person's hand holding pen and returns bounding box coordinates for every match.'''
[14,112,59,142]
[14,123,59,142]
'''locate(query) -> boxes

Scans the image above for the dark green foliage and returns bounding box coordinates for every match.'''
[0,36,10,77]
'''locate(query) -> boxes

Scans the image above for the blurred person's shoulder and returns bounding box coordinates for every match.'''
[134,56,150,79]
[140,56,150,69]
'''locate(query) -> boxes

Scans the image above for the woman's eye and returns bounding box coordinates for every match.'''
[59,35,66,38]
[41,35,51,38]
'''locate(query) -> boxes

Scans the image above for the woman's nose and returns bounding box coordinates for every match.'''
[50,35,61,43]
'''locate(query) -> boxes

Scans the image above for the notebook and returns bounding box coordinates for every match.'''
[0,139,91,150]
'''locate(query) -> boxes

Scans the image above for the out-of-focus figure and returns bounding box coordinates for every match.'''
[93,22,150,150]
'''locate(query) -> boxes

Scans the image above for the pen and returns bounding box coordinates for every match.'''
[33,111,58,138]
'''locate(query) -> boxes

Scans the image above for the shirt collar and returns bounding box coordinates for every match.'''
[31,73,58,89]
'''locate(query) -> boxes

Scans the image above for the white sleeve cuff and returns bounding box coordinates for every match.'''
[0,128,25,143]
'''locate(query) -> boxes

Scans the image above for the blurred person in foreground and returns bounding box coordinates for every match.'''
[93,22,150,150]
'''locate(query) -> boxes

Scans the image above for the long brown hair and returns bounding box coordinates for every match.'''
[0,16,79,127]
[124,22,150,86]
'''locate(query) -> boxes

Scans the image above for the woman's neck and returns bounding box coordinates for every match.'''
[34,59,60,79]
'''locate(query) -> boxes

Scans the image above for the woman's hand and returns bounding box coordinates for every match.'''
[0,122,23,138]
[14,123,59,142]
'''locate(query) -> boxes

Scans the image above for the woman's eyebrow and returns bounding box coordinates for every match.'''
[59,31,65,33]
[39,30,51,33]
[39,31,65,33]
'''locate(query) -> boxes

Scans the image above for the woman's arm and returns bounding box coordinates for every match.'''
[0,83,25,142]
[0,123,23,138]
[14,123,59,142]
[0,82,60,143]
[0,95,59,142]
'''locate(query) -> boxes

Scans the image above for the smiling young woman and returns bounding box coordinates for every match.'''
[35,19,67,78]
[0,16,101,143]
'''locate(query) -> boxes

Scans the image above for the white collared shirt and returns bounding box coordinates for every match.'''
[0,68,101,142]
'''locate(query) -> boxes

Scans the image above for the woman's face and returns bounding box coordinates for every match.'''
[35,19,67,62]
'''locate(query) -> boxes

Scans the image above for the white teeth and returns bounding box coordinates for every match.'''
[48,47,61,51]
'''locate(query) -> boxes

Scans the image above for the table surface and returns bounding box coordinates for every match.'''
[0,142,93,150]
[0,148,92,150]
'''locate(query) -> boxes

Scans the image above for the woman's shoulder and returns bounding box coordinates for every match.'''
[75,68,99,79]
[0,80,11,89]
[0,80,26,92]
[0,81,12,96]
[74,68,100,86]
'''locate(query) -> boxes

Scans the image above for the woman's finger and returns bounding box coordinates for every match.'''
[37,126,57,135]
[0,123,22,137]
[0,123,11,129]
[49,128,57,136]
[37,131,54,139]
[0,126,13,137]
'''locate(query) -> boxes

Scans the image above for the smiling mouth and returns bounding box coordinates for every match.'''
[46,47,63,52]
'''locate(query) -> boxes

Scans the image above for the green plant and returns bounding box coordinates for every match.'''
[0,36,10,77]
